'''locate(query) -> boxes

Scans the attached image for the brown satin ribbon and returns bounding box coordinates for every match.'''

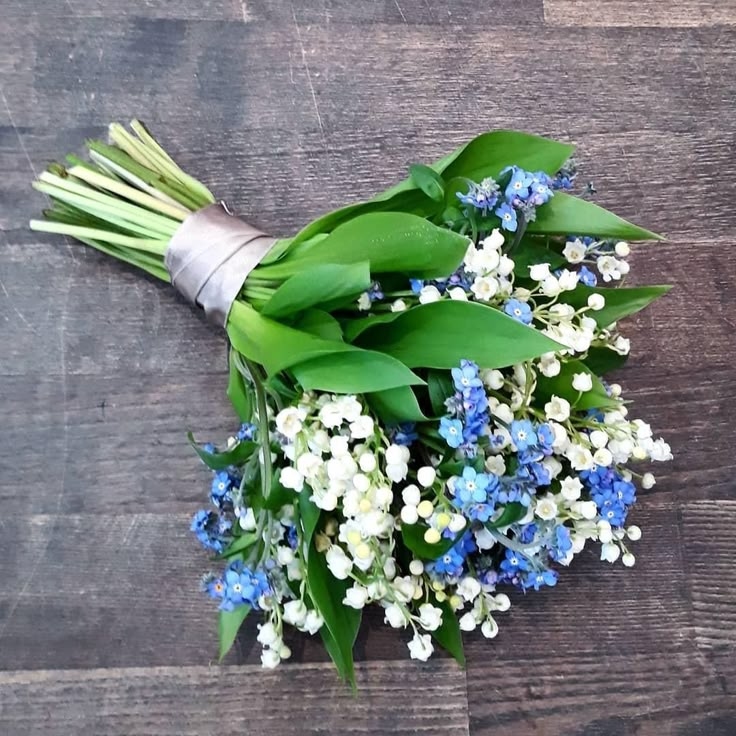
[164,203,277,327]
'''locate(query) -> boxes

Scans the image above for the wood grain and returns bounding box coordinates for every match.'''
[545,0,736,27]
[0,661,470,735]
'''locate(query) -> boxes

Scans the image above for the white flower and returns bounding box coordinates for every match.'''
[417,500,434,519]
[349,415,374,440]
[400,505,418,525]
[457,577,481,602]
[417,466,436,488]
[325,545,352,579]
[358,452,377,473]
[481,618,499,639]
[470,247,501,275]
[283,600,308,627]
[343,585,370,609]
[557,269,579,292]
[386,463,409,483]
[538,352,561,377]
[535,495,558,521]
[626,525,642,541]
[572,372,593,392]
[419,285,442,304]
[480,369,504,391]
[597,520,613,543]
[641,472,656,489]
[549,421,570,451]
[407,632,434,661]
[529,262,551,281]
[449,514,467,533]
[261,648,281,668]
[391,298,408,312]
[257,622,279,647]
[615,241,631,257]
[474,526,495,550]
[417,603,443,631]
[275,407,305,439]
[597,255,622,282]
[559,476,583,501]
[612,335,631,355]
[485,455,506,476]
[303,610,324,635]
[563,238,586,263]
[601,543,621,563]
[589,429,608,449]
[491,593,511,612]
[587,293,605,311]
[384,603,407,628]
[541,275,561,297]
[386,444,410,465]
[575,500,598,519]
[593,448,613,467]
[277,546,295,565]
[567,444,594,471]
[280,466,304,492]
[459,612,477,631]
[296,453,323,479]
[401,484,421,506]
[482,228,505,250]
[471,275,499,301]
[545,395,571,422]
[448,287,468,301]
[622,552,636,567]
[239,507,257,531]
[337,396,363,422]
[357,292,372,311]
[319,402,344,429]
[650,439,673,462]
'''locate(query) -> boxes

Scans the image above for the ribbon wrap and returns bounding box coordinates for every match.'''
[164,203,277,327]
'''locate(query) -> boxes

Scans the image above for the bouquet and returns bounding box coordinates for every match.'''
[31,122,672,685]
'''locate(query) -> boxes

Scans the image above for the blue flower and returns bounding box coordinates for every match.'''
[504,166,534,201]
[218,561,270,612]
[537,423,555,451]
[430,533,476,578]
[410,278,424,294]
[578,265,598,287]
[452,360,483,393]
[522,568,558,591]
[439,417,464,449]
[392,422,418,446]
[503,299,532,325]
[529,173,554,205]
[548,525,573,562]
[237,423,256,441]
[495,202,518,232]
[191,509,232,553]
[510,420,538,452]
[456,177,500,214]
[500,548,530,579]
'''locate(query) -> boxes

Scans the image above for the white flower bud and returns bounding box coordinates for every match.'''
[417,466,437,488]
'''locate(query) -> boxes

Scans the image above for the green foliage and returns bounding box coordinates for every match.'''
[218,606,250,661]
[427,370,453,417]
[409,163,445,202]
[227,350,254,423]
[486,502,525,529]
[535,359,620,410]
[401,523,459,560]
[367,386,428,423]
[429,595,465,667]
[583,345,629,374]
[187,431,257,471]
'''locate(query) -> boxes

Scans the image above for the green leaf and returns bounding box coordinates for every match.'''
[410,163,445,202]
[427,370,453,416]
[342,311,404,342]
[429,595,465,667]
[355,301,563,369]
[557,284,672,328]
[298,487,321,548]
[261,262,371,319]
[187,432,257,470]
[227,350,254,423]
[293,309,344,342]
[367,385,428,423]
[306,545,361,686]
[511,239,567,277]
[583,345,629,375]
[534,359,620,410]
[262,469,296,512]
[320,625,354,685]
[218,532,258,559]
[218,606,250,661]
[527,192,662,241]
[291,350,425,394]
[486,502,525,529]
[401,523,459,560]
[262,213,469,281]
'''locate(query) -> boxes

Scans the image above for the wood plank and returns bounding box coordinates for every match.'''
[545,0,736,27]
[0,661,470,736]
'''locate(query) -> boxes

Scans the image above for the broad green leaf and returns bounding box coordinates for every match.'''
[258,213,469,281]
[355,301,563,369]
[342,311,404,342]
[187,432,257,471]
[218,605,250,661]
[219,532,258,559]
[290,131,575,244]
[306,545,361,686]
[401,523,459,560]
[486,502,525,529]
[291,350,425,394]
[410,163,445,202]
[534,359,620,410]
[527,192,661,241]
[427,370,453,416]
[298,486,321,548]
[367,385,428,423]
[429,595,465,667]
[583,345,629,374]
[261,262,371,319]
[320,624,354,685]
[227,349,253,423]
[263,469,296,512]
[557,284,672,328]
[293,309,344,342]
[511,239,567,277]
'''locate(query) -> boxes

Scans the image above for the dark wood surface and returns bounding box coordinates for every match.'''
[1,2,734,734]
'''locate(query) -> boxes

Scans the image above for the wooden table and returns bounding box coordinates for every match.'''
[1,1,734,733]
